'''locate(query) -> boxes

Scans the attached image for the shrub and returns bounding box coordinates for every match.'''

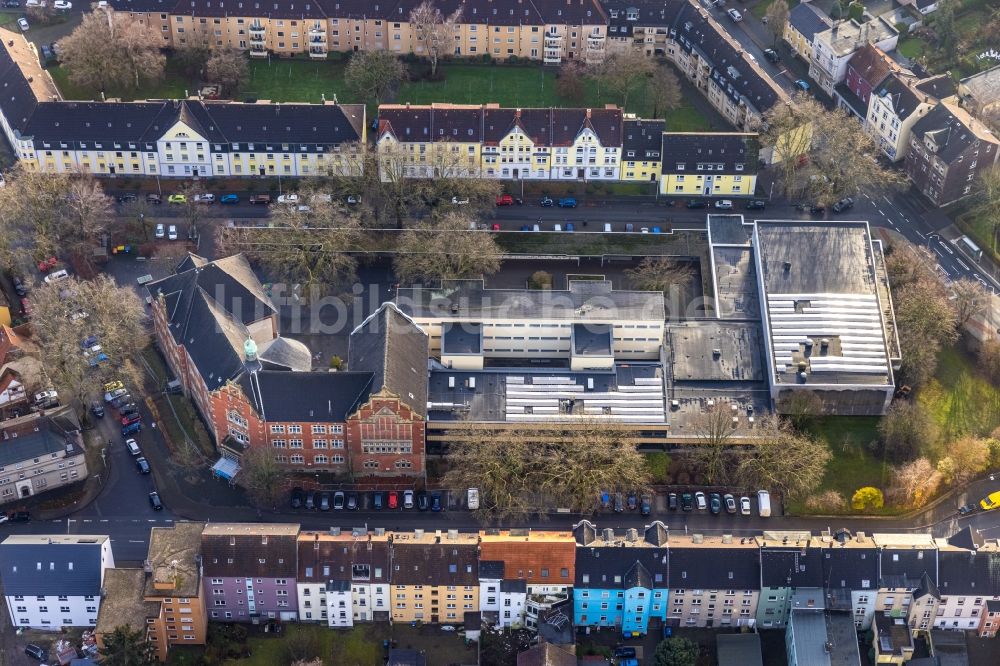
[528,271,553,290]
[804,490,846,512]
[851,486,884,511]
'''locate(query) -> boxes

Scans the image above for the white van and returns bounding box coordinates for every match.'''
[553,223,562,232]
[43,269,70,284]
[603,223,612,232]
[125,438,141,456]
[467,488,480,510]
[757,489,771,517]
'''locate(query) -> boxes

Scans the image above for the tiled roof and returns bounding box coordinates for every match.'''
[820,543,878,594]
[938,549,1000,596]
[297,532,392,583]
[846,44,898,89]
[874,74,925,121]
[879,547,937,590]
[661,132,759,175]
[238,370,373,423]
[348,303,429,417]
[623,119,665,160]
[668,546,758,589]
[760,547,824,588]
[0,535,109,597]
[0,412,78,468]
[479,531,576,585]
[911,102,1000,165]
[201,523,300,578]
[391,539,479,585]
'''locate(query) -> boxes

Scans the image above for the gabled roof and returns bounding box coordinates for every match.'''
[669,546,758,589]
[662,132,759,175]
[911,102,1000,164]
[296,532,392,583]
[760,547,824,588]
[238,370,373,423]
[257,336,313,372]
[874,74,926,121]
[0,535,109,596]
[201,523,299,578]
[938,549,1000,596]
[846,44,899,89]
[879,547,937,590]
[788,3,833,41]
[0,410,80,468]
[479,560,505,580]
[574,520,597,546]
[623,119,665,160]
[914,571,940,600]
[820,543,878,593]
[390,538,479,585]
[914,74,956,101]
[625,561,652,590]
[946,526,982,551]
[348,303,428,417]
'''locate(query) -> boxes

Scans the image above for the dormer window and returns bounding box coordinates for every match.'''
[735,163,744,171]
[626,8,639,21]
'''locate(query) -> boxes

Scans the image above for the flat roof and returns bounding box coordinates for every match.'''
[670,322,765,382]
[396,279,665,323]
[145,522,205,598]
[96,568,159,637]
[717,633,763,666]
[427,364,665,424]
[442,322,482,355]
[875,614,913,655]
[713,247,761,320]
[754,221,892,387]
[572,323,613,356]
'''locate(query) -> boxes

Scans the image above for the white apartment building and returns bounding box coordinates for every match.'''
[808,18,899,96]
[1,535,114,628]
[867,74,954,162]
[296,530,391,627]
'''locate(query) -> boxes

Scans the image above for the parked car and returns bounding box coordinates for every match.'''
[249,194,272,205]
[305,491,316,510]
[557,197,577,208]
[431,492,442,512]
[33,389,59,407]
[148,491,163,510]
[290,488,304,509]
[539,196,554,207]
[319,492,331,511]
[125,440,141,459]
[627,492,638,511]
[346,195,362,204]
[686,199,707,209]
[727,7,742,20]
[24,644,47,661]
[958,503,976,515]
[118,404,139,418]
[492,223,501,231]
[145,193,162,204]
[668,492,678,510]
[167,194,186,204]
[11,276,27,297]
[763,48,780,63]
[740,496,752,515]
[794,79,811,92]
[403,490,415,509]
[832,197,855,213]
[980,491,1000,511]
[714,199,734,210]
[695,491,707,511]
[1,1,22,7]
[220,194,239,204]
[120,412,141,426]
[53,0,71,9]
[709,492,722,515]
[745,200,767,210]
[388,491,399,509]
[809,204,826,216]
[193,193,215,204]
[724,493,737,514]
[167,225,178,240]
[344,492,356,510]
[565,222,575,232]
[332,491,344,510]
[39,44,54,63]
[640,494,652,516]
[372,491,384,510]
[681,492,693,511]
[277,193,299,204]
[136,457,150,474]
[495,194,514,206]
[467,487,480,510]
[417,491,430,511]
[7,510,31,522]
[614,492,625,513]
[154,223,165,239]
[603,223,612,232]
[90,402,104,418]
[43,269,69,284]
[17,17,28,31]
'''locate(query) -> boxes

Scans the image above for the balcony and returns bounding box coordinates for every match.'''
[544,32,562,46]
[309,25,324,35]
[249,32,265,44]
[310,34,326,44]
[249,47,268,58]
[309,47,328,59]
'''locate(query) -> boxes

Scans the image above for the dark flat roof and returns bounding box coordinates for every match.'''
[442,322,482,355]
[572,323,613,356]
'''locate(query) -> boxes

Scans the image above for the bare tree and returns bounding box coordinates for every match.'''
[646,65,683,119]
[409,0,462,78]
[556,61,587,105]
[886,244,959,387]
[764,0,791,45]
[951,278,989,327]
[29,276,147,412]
[442,421,649,521]
[238,446,285,508]
[206,49,250,93]
[394,212,503,285]
[877,400,938,462]
[975,164,1000,251]
[345,50,407,107]
[887,458,941,508]
[59,10,164,93]
[736,415,831,498]
[775,391,825,430]
[589,50,655,110]
[626,257,693,295]
[174,30,213,78]
[63,177,114,263]
[758,94,905,204]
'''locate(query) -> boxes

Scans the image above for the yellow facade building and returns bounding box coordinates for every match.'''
[390,529,479,624]
[659,132,759,198]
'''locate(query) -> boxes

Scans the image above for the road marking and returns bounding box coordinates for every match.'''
[100,519,109,523]
[128,540,147,544]
[940,242,954,255]
[82,519,92,523]
[955,257,970,271]
[932,246,946,258]
[147,519,157,523]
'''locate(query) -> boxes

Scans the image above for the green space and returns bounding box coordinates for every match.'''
[0,10,22,29]
[751,0,801,21]
[49,62,190,102]
[788,416,889,515]
[243,57,353,103]
[955,208,998,264]
[918,344,1000,442]
[897,36,928,61]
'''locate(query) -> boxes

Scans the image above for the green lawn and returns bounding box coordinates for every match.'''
[49,62,190,101]
[220,624,381,666]
[897,36,929,61]
[917,345,1000,443]
[0,10,21,29]
[243,57,355,103]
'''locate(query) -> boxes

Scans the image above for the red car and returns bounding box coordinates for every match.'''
[19,298,31,316]
[37,257,58,272]
[120,413,141,426]
[495,194,514,206]
[388,491,399,509]
[491,223,501,231]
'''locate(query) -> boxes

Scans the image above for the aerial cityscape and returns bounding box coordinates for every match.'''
[0,0,998,664]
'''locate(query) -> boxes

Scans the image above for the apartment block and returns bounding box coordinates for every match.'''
[905,101,1000,206]
[296,528,392,626]
[201,523,300,622]
[479,561,527,628]
[659,132,759,197]
[817,531,879,629]
[573,521,670,636]
[1,535,114,629]
[866,73,955,162]
[935,527,1000,636]
[872,533,939,631]
[621,118,665,183]
[784,3,832,62]
[808,17,899,97]
[666,533,760,629]
[756,532,823,629]
[0,407,88,506]
[389,529,479,624]
[836,44,902,119]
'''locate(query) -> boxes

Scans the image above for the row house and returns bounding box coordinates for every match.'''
[604,0,788,131]
[0,408,88,507]
[377,103,625,182]
[808,17,899,97]
[296,529,392,626]
[818,531,879,630]
[783,3,832,62]
[95,522,209,662]
[935,527,1000,637]
[756,532,823,629]
[836,44,903,119]
[666,533,760,630]
[785,593,862,666]
[872,533,939,631]
[201,523,300,622]
[621,118,665,183]
[147,254,428,479]
[866,73,955,162]
[573,521,670,636]
[905,101,1000,206]
[109,0,608,64]
[390,529,480,624]
[659,132,759,197]
[0,28,365,178]
[480,529,576,629]
[1,535,114,629]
